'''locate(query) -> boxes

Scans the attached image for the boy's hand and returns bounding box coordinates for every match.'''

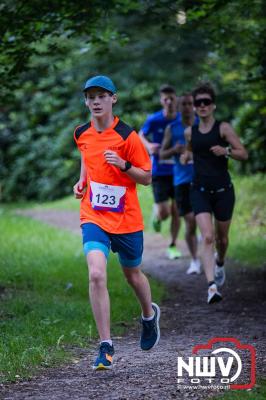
[73,180,86,199]
[104,150,125,170]
[173,143,185,155]
[180,152,190,165]
[148,142,160,155]
[179,154,187,165]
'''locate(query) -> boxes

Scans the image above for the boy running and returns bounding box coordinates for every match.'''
[73,75,160,370]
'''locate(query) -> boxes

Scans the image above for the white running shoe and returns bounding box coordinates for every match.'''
[207,283,222,304]
[186,259,201,275]
[214,265,226,287]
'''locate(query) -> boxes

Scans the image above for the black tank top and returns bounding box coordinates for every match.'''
[191,120,231,189]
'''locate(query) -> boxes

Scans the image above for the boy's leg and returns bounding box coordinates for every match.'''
[123,267,153,318]
[168,199,181,258]
[156,200,181,259]
[113,231,153,316]
[112,231,160,350]
[156,200,171,221]
[152,176,173,229]
[87,250,114,371]
[82,223,114,370]
[184,212,198,259]
[86,250,110,341]
[184,212,201,275]
[123,266,160,350]
[153,200,170,232]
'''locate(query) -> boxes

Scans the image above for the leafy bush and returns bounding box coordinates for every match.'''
[233,101,266,173]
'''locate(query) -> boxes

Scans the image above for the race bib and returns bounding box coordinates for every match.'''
[90,181,126,212]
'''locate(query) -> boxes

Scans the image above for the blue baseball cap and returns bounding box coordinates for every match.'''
[83,75,117,94]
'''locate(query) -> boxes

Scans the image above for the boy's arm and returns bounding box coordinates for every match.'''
[73,155,87,198]
[160,125,185,159]
[180,127,193,165]
[104,150,151,186]
[139,129,160,155]
[123,164,151,186]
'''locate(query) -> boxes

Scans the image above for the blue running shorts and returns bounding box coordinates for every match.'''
[81,223,143,267]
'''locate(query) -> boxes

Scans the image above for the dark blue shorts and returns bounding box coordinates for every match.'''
[152,175,174,203]
[174,182,193,216]
[81,223,143,268]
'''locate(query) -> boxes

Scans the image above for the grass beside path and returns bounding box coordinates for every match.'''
[226,174,265,267]
[213,379,266,400]
[0,211,164,383]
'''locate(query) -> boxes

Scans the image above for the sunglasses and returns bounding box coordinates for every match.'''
[194,98,213,107]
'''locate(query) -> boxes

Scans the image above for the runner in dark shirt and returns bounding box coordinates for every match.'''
[181,83,248,304]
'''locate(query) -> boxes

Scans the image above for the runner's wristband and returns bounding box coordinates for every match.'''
[225,147,232,158]
[120,161,132,172]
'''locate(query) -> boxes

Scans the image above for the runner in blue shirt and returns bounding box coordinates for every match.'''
[160,92,201,274]
[140,85,181,260]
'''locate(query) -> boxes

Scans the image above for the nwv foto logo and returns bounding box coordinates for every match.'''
[177,337,256,390]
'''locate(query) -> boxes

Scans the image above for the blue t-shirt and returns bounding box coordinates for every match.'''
[170,116,199,186]
[141,110,180,176]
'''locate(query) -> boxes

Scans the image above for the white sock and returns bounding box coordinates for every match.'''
[142,312,155,321]
[101,339,112,346]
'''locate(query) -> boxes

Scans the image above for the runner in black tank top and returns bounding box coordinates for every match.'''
[192,120,231,189]
[181,83,248,305]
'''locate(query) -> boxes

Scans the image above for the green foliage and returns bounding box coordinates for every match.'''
[0,211,164,381]
[0,0,265,201]
[233,102,266,173]
[182,0,266,173]
[0,41,84,201]
[0,0,134,91]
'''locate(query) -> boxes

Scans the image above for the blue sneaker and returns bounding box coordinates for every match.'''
[140,303,160,351]
[93,342,114,371]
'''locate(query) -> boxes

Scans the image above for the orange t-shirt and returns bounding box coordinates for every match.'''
[74,116,151,233]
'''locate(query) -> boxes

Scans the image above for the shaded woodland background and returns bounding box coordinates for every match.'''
[0,0,265,201]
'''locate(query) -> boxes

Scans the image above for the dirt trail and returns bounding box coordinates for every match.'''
[1,209,265,400]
